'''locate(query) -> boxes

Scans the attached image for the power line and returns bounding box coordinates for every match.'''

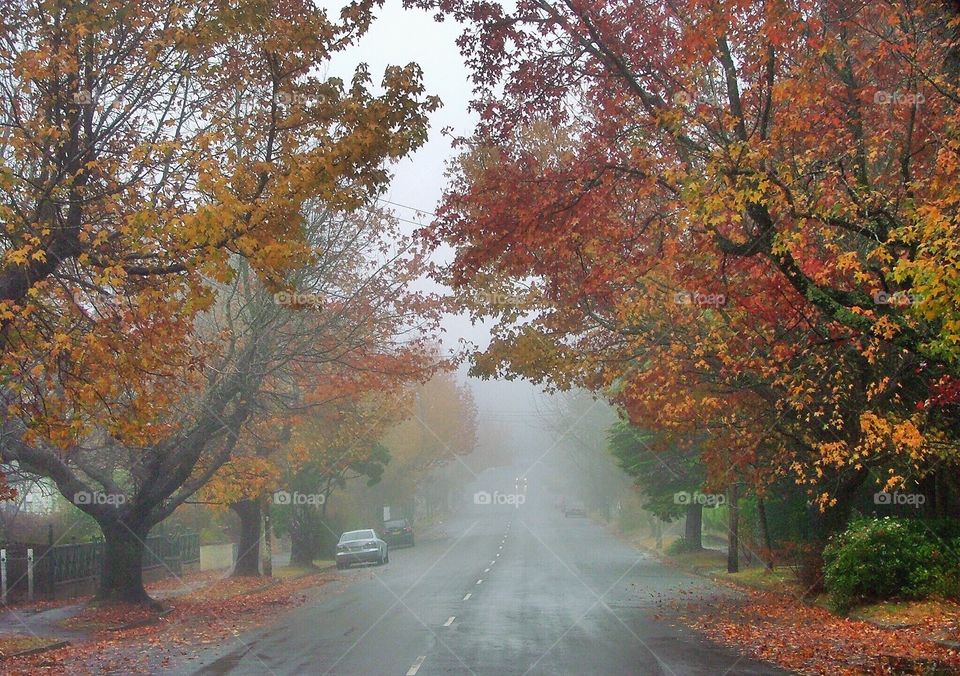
[358,204,430,229]
[375,197,439,219]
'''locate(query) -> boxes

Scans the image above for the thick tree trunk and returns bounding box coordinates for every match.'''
[289,501,323,566]
[289,532,318,566]
[684,503,703,550]
[231,499,263,577]
[757,497,774,570]
[727,484,739,574]
[97,520,154,605]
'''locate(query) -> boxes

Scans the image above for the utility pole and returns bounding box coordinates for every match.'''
[727,483,739,574]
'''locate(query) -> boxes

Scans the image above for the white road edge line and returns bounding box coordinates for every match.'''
[407,655,427,676]
[444,616,455,627]
[463,593,472,601]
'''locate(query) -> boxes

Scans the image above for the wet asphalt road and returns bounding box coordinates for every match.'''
[172,474,787,676]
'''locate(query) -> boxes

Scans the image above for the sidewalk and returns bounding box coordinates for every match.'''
[0,569,229,644]
[0,602,87,641]
[0,565,338,671]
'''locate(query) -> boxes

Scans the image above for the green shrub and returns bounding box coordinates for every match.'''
[941,536,960,599]
[823,517,956,612]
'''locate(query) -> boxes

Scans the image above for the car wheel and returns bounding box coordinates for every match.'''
[384,550,389,563]
[336,561,345,570]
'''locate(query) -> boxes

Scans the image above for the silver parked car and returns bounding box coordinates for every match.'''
[336,529,389,569]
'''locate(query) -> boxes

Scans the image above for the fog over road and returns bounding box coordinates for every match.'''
[174,464,785,676]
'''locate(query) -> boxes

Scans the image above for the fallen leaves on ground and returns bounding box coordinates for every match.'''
[3,570,336,674]
[670,589,960,675]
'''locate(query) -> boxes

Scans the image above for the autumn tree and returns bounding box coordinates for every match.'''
[0,0,437,439]
[377,369,478,520]
[280,392,404,566]
[0,0,438,603]
[607,421,709,550]
[414,0,960,524]
[198,204,441,575]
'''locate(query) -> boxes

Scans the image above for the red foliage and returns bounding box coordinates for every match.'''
[672,590,960,675]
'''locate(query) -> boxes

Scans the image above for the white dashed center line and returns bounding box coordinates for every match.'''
[444,616,456,627]
[407,655,427,675]
[476,579,483,585]
[484,568,490,573]
[463,593,472,601]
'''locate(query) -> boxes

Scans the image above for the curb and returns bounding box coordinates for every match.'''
[108,616,164,632]
[849,614,917,630]
[246,580,283,595]
[624,535,811,602]
[932,636,960,651]
[0,639,70,661]
[638,536,958,651]
[275,563,337,582]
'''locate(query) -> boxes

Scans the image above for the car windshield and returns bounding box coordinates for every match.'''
[384,520,406,529]
[340,530,375,543]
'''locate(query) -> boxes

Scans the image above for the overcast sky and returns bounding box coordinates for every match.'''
[326,0,562,450]
[327,0,485,351]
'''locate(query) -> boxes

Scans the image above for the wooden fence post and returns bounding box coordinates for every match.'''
[1,549,6,604]
[27,548,34,601]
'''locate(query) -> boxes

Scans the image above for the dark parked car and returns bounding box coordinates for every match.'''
[336,529,389,569]
[383,518,415,548]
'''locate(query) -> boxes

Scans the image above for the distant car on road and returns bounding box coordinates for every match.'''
[564,502,587,518]
[336,529,389,569]
[383,518,415,548]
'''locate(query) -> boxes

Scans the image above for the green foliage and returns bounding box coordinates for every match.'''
[701,503,728,534]
[762,485,817,544]
[607,419,703,521]
[823,517,957,612]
